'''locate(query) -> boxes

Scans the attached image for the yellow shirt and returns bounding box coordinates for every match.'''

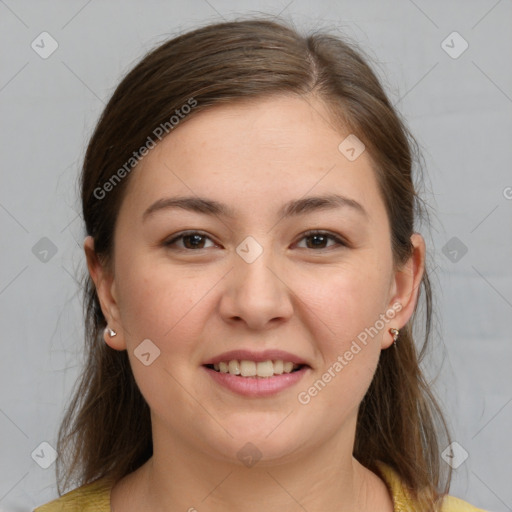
[34,462,488,511]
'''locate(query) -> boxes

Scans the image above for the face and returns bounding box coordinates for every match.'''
[88,94,424,466]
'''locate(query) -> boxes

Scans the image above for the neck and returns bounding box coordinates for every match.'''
[116,416,393,512]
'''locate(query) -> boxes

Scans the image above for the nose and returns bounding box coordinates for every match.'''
[218,249,294,331]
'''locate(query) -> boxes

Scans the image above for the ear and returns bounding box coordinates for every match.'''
[382,233,426,349]
[84,236,126,351]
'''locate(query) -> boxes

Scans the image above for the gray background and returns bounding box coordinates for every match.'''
[1,1,511,511]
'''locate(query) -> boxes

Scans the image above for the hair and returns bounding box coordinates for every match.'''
[57,16,452,509]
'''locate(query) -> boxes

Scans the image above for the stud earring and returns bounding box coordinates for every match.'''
[390,328,399,344]
[105,326,117,337]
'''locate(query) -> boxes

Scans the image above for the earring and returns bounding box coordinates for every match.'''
[390,328,399,344]
[105,326,117,337]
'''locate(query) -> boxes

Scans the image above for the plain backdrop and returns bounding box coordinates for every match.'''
[0,1,511,511]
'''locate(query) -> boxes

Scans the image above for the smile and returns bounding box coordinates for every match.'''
[202,363,309,398]
[206,359,303,378]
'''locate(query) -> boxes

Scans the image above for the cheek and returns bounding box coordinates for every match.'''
[114,256,229,368]
[294,293,384,425]
[114,260,218,409]
[305,260,391,346]
[295,261,390,402]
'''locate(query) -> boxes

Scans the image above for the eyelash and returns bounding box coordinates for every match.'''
[163,230,348,251]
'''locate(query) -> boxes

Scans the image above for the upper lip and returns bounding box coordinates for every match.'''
[203,349,310,367]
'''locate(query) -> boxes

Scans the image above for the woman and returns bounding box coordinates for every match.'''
[34,17,487,512]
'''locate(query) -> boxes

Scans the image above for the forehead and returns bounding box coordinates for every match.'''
[120,94,386,224]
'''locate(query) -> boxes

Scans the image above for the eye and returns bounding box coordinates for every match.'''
[163,230,347,252]
[163,231,217,250]
[295,230,347,250]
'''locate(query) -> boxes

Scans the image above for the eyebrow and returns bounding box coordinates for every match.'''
[142,193,368,222]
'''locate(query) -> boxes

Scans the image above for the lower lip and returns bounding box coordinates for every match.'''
[202,366,309,397]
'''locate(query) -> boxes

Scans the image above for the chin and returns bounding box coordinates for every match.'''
[208,418,310,465]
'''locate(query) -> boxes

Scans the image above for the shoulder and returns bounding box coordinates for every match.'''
[439,495,489,512]
[374,461,489,512]
[33,477,113,512]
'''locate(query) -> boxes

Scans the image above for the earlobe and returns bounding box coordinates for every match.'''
[84,236,127,351]
[103,324,126,350]
[383,233,426,348]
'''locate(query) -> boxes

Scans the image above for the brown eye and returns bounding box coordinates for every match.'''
[296,231,346,250]
[164,231,216,250]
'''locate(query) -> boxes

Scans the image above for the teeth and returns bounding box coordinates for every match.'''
[273,360,284,374]
[256,360,273,377]
[228,360,241,375]
[210,360,301,378]
[240,360,256,376]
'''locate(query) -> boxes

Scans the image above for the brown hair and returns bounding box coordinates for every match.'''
[57,16,452,509]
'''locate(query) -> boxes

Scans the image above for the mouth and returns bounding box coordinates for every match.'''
[202,360,310,397]
[202,349,311,396]
[204,360,307,378]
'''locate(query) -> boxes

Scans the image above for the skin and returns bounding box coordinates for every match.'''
[85,94,425,512]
